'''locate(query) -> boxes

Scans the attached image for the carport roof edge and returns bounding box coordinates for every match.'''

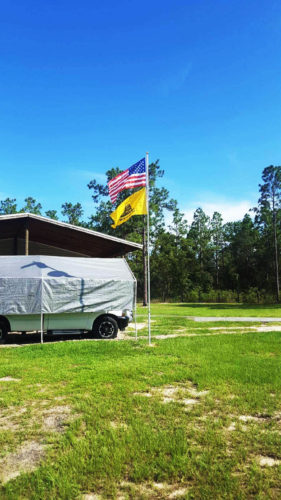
[0,213,142,253]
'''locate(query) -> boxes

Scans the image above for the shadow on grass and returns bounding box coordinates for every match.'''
[2,332,98,346]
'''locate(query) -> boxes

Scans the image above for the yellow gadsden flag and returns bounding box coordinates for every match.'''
[110,187,147,228]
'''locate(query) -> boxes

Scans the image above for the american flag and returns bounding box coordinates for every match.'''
[108,158,146,203]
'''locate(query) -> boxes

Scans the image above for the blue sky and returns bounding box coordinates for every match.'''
[1,0,281,224]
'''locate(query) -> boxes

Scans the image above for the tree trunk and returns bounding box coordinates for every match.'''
[273,210,280,302]
[215,249,219,288]
[142,218,147,306]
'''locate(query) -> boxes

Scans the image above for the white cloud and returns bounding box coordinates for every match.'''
[183,200,253,224]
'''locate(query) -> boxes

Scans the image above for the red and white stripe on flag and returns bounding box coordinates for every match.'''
[108,158,146,203]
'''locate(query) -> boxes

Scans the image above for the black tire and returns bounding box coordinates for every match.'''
[94,316,118,340]
[0,322,8,344]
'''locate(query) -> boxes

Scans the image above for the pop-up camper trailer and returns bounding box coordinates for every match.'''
[0,255,136,342]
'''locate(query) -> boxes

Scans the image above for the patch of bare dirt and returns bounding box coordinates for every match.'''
[256,326,281,332]
[239,415,268,423]
[208,325,281,333]
[224,410,281,438]
[0,402,77,484]
[110,421,128,430]
[130,329,263,340]
[82,494,102,500]
[133,392,152,397]
[159,386,178,398]
[225,411,281,435]
[128,322,147,330]
[209,326,256,331]
[149,333,194,339]
[133,383,209,409]
[0,405,29,432]
[0,344,22,348]
[42,405,72,432]
[168,488,189,499]
[0,417,19,431]
[192,324,281,335]
[0,406,27,417]
[258,456,281,467]
[239,415,261,423]
[0,376,20,382]
[226,422,247,432]
[227,422,236,432]
[181,398,199,407]
[127,320,156,331]
[0,441,45,484]
[34,399,50,406]
[119,481,188,498]
[186,387,209,397]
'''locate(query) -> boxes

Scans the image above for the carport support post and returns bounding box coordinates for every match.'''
[25,219,29,256]
[40,312,44,344]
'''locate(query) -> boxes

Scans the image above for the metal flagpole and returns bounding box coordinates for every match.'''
[145,152,151,344]
[134,281,138,340]
[40,277,44,344]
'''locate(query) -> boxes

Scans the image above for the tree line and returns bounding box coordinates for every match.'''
[1,164,281,303]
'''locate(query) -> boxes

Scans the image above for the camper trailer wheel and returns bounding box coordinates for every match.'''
[94,316,118,339]
[0,322,8,344]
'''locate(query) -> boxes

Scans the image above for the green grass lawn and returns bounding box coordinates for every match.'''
[137,302,281,317]
[0,315,280,499]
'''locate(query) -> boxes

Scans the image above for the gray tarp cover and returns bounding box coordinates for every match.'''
[0,256,136,315]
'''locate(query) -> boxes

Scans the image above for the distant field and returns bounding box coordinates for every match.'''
[137,302,281,317]
[0,313,280,499]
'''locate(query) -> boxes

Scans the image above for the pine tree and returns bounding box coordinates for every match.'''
[255,166,281,301]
